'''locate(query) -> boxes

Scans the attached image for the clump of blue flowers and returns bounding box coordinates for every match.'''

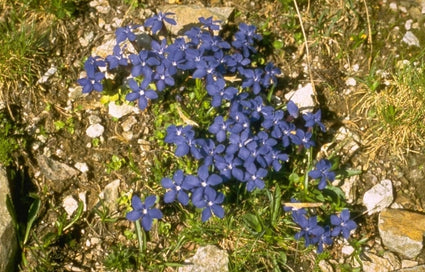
[79,11,357,254]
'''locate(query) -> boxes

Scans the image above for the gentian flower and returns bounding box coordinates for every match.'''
[77,69,105,93]
[126,78,158,110]
[161,170,193,205]
[190,165,223,206]
[129,50,160,78]
[153,63,175,91]
[206,78,237,107]
[292,129,315,149]
[292,213,324,247]
[115,25,138,43]
[199,16,221,31]
[195,138,225,166]
[330,209,357,239]
[308,159,335,190]
[192,187,225,222]
[214,153,244,181]
[144,12,176,34]
[303,110,326,132]
[241,68,264,94]
[262,62,281,88]
[232,23,262,57]
[317,226,333,253]
[286,100,299,119]
[126,195,163,231]
[208,115,232,143]
[164,125,198,157]
[106,44,128,69]
[244,164,267,191]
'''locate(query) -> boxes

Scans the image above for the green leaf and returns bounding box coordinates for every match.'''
[273,40,284,50]
[23,196,41,245]
[271,186,282,227]
[63,200,84,231]
[243,213,263,233]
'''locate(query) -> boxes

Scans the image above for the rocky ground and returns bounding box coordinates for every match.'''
[2,0,425,271]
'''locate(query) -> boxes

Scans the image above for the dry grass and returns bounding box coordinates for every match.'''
[355,59,425,162]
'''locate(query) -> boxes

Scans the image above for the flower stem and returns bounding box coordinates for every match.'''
[304,147,313,192]
[135,220,146,253]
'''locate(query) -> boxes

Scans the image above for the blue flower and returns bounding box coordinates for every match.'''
[192,187,225,222]
[161,170,192,205]
[190,165,223,203]
[308,159,335,190]
[129,50,160,78]
[77,70,105,93]
[241,68,264,95]
[232,23,262,57]
[292,213,324,248]
[106,44,128,69]
[244,164,267,191]
[199,16,221,31]
[126,195,163,231]
[144,12,176,34]
[206,78,237,107]
[317,226,333,253]
[153,64,175,91]
[115,25,138,43]
[292,129,315,149]
[262,62,281,88]
[195,138,225,166]
[330,209,357,239]
[303,110,326,132]
[208,115,232,143]
[286,100,299,119]
[126,78,158,110]
[164,125,197,157]
[214,153,244,181]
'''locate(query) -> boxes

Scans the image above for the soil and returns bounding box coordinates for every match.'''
[4,0,425,271]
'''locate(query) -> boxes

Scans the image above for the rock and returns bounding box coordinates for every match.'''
[121,116,137,132]
[401,260,418,268]
[0,167,18,272]
[161,5,234,36]
[108,102,139,119]
[88,114,102,125]
[284,83,316,113]
[99,179,120,210]
[86,123,104,138]
[397,264,425,272]
[89,0,110,14]
[74,162,89,173]
[378,209,425,259]
[318,259,334,272]
[341,244,355,256]
[402,31,420,47]
[37,65,57,84]
[362,251,400,272]
[63,195,79,218]
[37,155,79,182]
[178,245,229,272]
[362,179,393,215]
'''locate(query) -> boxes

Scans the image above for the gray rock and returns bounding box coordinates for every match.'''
[162,5,234,36]
[362,251,400,272]
[99,179,120,211]
[86,123,104,138]
[362,179,393,215]
[37,155,79,182]
[108,102,138,119]
[396,264,425,272]
[378,209,425,259]
[284,83,316,113]
[178,245,228,272]
[402,31,420,47]
[0,167,18,272]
